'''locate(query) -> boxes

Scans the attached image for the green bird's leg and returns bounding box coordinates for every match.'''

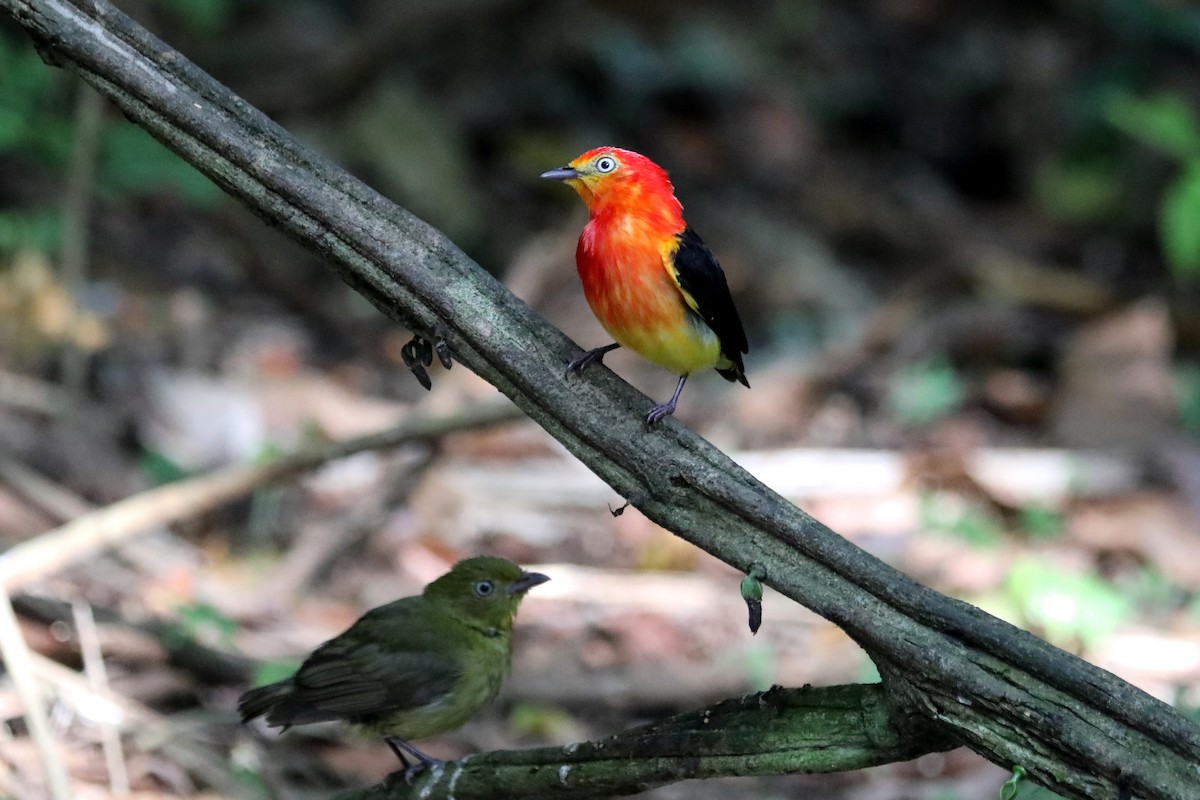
[646,375,688,426]
[567,342,621,375]
[384,737,442,782]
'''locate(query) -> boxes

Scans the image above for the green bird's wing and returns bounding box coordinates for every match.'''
[665,227,749,384]
[265,600,463,727]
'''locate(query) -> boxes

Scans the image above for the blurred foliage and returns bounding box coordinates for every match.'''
[138,449,193,485]
[251,657,301,688]
[0,27,220,261]
[1107,91,1200,280]
[0,210,61,252]
[742,640,775,691]
[0,32,73,164]
[507,701,580,741]
[919,493,1004,549]
[1017,504,1063,541]
[166,601,240,651]
[1176,363,1200,434]
[1005,558,1128,650]
[890,359,966,427]
[100,124,222,206]
[159,0,237,34]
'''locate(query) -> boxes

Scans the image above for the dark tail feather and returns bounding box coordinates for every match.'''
[716,348,749,388]
[238,680,294,725]
[716,364,750,388]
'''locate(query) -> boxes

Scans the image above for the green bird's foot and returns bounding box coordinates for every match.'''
[384,737,443,784]
[567,342,621,376]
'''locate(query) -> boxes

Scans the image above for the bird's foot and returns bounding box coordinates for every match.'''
[435,338,452,370]
[645,375,688,427]
[400,336,433,390]
[644,399,678,427]
[400,332,452,390]
[566,343,621,376]
[432,323,453,370]
[384,737,443,785]
[384,759,444,787]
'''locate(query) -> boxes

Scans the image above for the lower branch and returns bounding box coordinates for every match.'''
[334,684,952,800]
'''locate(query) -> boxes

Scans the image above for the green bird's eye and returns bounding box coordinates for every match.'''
[595,156,617,173]
[473,579,495,598]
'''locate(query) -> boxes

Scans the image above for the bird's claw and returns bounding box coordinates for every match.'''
[401,333,452,390]
[644,401,677,427]
[567,343,621,377]
[435,338,453,370]
[566,352,600,376]
[384,760,442,787]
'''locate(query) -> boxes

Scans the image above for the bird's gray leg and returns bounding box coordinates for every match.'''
[567,342,621,375]
[646,374,688,426]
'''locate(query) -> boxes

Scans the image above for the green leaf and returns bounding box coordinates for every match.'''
[252,658,301,687]
[1032,156,1120,223]
[1175,362,1200,434]
[1106,91,1200,161]
[1018,504,1063,541]
[919,492,1005,549]
[1006,559,1128,649]
[100,125,221,206]
[1160,161,1200,279]
[890,358,966,425]
[0,210,62,252]
[159,0,234,34]
[1000,765,1026,800]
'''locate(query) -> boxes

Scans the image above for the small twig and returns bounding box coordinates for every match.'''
[58,81,105,401]
[272,450,434,600]
[0,371,70,416]
[0,453,94,521]
[0,400,523,592]
[26,648,247,796]
[0,585,71,800]
[13,593,255,687]
[71,599,129,798]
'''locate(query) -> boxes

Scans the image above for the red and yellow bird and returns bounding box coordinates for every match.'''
[541,147,749,425]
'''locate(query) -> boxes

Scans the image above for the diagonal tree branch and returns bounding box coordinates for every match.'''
[2,2,1197,798]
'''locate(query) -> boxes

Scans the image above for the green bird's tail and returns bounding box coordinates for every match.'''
[238,680,296,728]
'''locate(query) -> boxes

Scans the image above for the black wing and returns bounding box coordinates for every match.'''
[669,227,749,385]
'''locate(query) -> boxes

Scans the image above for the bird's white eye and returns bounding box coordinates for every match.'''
[595,155,617,173]
[473,579,495,598]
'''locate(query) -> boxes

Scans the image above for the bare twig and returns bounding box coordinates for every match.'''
[0,452,94,520]
[0,400,522,591]
[58,81,105,400]
[26,648,246,796]
[0,586,70,800]
[71,599,129,797]
[0,371,70,416]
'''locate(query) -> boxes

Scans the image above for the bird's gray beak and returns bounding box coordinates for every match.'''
[510,571,550,595]
[540,166,579,181]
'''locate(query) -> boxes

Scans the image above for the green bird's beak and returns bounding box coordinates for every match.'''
[510,571,550,595]
[540,166,578,181]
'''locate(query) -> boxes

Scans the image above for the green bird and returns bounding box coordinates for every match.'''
[238,556,549,777]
